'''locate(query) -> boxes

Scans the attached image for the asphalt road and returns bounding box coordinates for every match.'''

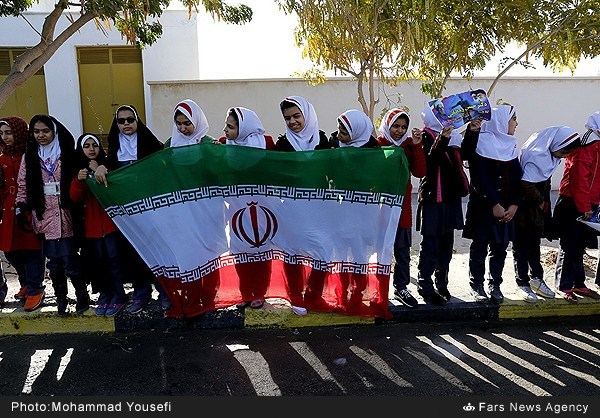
[0,316,599,398]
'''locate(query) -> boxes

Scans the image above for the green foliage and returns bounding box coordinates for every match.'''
[280,0,600,101]
[0,0,252,48]
[0,1,33,16]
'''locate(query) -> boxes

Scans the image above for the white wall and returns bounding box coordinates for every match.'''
[148,76,600,189]
[1,8,196,135]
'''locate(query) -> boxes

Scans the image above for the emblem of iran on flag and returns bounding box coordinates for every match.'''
[89,144,409,319]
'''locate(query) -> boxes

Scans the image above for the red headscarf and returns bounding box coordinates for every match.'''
[0,116,28,156]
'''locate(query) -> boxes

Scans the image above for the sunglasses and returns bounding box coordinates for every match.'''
[117,117,136,124]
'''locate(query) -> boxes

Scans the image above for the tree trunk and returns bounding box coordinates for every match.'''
[356,71,369,117]
[0,4,98,109]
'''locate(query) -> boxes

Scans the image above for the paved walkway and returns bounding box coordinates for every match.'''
[2,241,600,335]
[2,191,600,335]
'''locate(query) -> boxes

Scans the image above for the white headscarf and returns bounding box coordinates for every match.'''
[116,105,139,162]
[226,107,267,149]
[338,109,374,148]
[475,104,518,161]
[281,96,320,151]
[378,108,409,146]
[582,110,600,146]
[421,103,463,147]
[520,126,580,182]
[79,134,100,149]
[171,99,210,147]
[37,120,61,173]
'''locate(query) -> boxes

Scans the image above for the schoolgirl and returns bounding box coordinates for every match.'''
[274,96,330,313]
[16,114,88,316]
[93,105,168,314]
[326,109,379,312]
[376,108,426,308]
[275,96,331,151]
[415,106,471,305]
[585,112,600,290]
[514,126,581,302]
[553,111,600,302]
[70,134,128,316]
[336,109,379,148]
[462,104,522,304]
[222,107,275,149]
[166,99,217,147]
[222,107,276,310]
[0,116,45,311]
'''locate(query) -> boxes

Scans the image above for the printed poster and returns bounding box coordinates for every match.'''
[428,89,492,129]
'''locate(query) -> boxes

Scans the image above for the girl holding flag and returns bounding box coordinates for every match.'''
[70,133,128,316]
[93,105,168,314]
[222,107,275,311]
[166,99,218,147]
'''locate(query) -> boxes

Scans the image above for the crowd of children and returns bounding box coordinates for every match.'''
[1,97,600,317]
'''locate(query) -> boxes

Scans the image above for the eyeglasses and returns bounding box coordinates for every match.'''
[117,117,136,124]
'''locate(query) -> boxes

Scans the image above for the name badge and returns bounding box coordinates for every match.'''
[43,182,60,196]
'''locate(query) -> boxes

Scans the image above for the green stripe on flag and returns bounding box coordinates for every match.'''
[88,144,409,207]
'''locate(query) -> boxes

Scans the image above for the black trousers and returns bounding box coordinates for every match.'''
[469,239,508,287]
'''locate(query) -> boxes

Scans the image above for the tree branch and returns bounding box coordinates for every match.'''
[9,9,98,83]
[487,2,589,96]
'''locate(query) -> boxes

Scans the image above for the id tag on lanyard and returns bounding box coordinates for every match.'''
[43,181,60,196]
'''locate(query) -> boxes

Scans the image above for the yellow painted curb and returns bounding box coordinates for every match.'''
[499,298,600,319]
[244,306,374,328]
[0,307,115,335]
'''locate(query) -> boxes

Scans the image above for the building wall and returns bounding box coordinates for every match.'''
[1,6,197,135]
[148,76,600,189]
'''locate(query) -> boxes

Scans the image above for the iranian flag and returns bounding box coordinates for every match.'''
[89,144,409,319]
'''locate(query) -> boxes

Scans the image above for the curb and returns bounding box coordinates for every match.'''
[0,307,115,335]
[497,297,600,319]
[1,297,600,335]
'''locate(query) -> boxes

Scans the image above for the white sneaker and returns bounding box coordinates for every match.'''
[530,278,555,298]
[291,305,308,316]
[517,286,538,303]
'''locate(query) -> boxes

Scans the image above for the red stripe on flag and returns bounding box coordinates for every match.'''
[157,259,392,320]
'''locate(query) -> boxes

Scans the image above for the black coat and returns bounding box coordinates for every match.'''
[274,130,332,151]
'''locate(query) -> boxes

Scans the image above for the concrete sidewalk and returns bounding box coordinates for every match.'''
[2,244,600,335]
[3,191,600,335]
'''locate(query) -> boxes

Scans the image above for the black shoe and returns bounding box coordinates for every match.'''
[394,288,418,308]
[419,291,446,306]
[57,297,69,317]
[488,285,504,304]
[469,283,488,302]
[75,295,90,313]
[437,287,452,302]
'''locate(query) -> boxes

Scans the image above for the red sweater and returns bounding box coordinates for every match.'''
[0,153,42,251]
[377,136,427,228]
[70,177,118,239]
[558,141,600,214]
